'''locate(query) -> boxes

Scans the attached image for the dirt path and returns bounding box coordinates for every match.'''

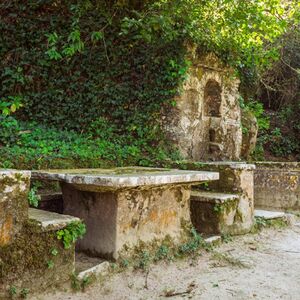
[33,224,300,300]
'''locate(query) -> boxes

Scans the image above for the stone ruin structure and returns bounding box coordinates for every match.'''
[163,47,243,161]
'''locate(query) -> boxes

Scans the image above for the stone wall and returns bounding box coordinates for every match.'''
[162,47,242,161]
[254,162,300,211]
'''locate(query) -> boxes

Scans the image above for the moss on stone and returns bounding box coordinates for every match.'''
[0,220,74,296]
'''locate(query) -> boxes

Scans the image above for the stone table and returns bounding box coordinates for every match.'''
[32,167,219,259]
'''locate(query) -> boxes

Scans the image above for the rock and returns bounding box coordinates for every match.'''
[0,170,31,246]
[241,110,258,159]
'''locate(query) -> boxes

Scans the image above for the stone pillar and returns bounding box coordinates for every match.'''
[0,170,31,246]
[61,183,191,260]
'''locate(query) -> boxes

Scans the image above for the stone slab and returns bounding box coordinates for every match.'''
[254,210,286,220]
[29,208,80,231]
[32,167,219,191]
[77,261,110,280]
[204,235,221,245]
[191,191,239,203]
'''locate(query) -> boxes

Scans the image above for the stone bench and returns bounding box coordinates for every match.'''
[32,167,219,259]
[191,191,239,235]
[0,207,78,297]
[169,161,256,234]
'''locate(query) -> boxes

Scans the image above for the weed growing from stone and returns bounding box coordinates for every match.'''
[70,273,94,292]
[252,216,288,233]
[115,228,210,272]
[56,221,86,249]
[221,233,233,243]
[27,187,40,208]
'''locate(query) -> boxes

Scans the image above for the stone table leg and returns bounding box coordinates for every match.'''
[61,183,192,260]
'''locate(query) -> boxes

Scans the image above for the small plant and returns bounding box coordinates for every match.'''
[20,288,29,299]
[70,273,81,291]
[27,187,40,208]
[57,221,86,249]
[213,204,224,214]
[135,251,151,270]
[253,216,287,232]
[70,273,93,292]
[120,259,130,268]
[8,285,17,298]
[221,233,233,243]
[81,275,92,291]
[154,245,170,261]
[47,260,54,269]
[50,248,59,256]
[178,228,204,255]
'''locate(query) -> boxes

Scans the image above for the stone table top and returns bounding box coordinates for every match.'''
[32,167,219,189]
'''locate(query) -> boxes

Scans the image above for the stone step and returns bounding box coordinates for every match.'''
[190,191,240,235]
[29,208,80,231]
[254,209,296,225]
[191,190,239,203]
[75,252,110,280]
[1,209,77,296]
[204,235,222,245]
[254,209,285,220]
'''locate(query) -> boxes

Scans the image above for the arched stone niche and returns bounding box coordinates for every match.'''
[204,79,222,117]
[162,51,242,161]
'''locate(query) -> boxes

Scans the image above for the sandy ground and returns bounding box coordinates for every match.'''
[33,224,300,300]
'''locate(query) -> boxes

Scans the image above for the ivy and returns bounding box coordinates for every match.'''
[0,1,187,135]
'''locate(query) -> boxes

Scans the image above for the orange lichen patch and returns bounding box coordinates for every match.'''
[143,209,177,228]
[0,215,13,246]
[148,209,159,223]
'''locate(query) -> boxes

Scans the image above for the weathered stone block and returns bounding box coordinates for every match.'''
[191,191,239,235]
[241,110,258,159]
[0,170,31,246]
[0,209,77,298]
[254,162,300,211]
[61,183,192,260]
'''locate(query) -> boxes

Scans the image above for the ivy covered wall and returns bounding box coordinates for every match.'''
[0,1,187,134]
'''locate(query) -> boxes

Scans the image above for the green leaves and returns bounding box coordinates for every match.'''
[56,221,86,249]
[0,96,22,116]
[28,187,40,208]
[91,31,103,42]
